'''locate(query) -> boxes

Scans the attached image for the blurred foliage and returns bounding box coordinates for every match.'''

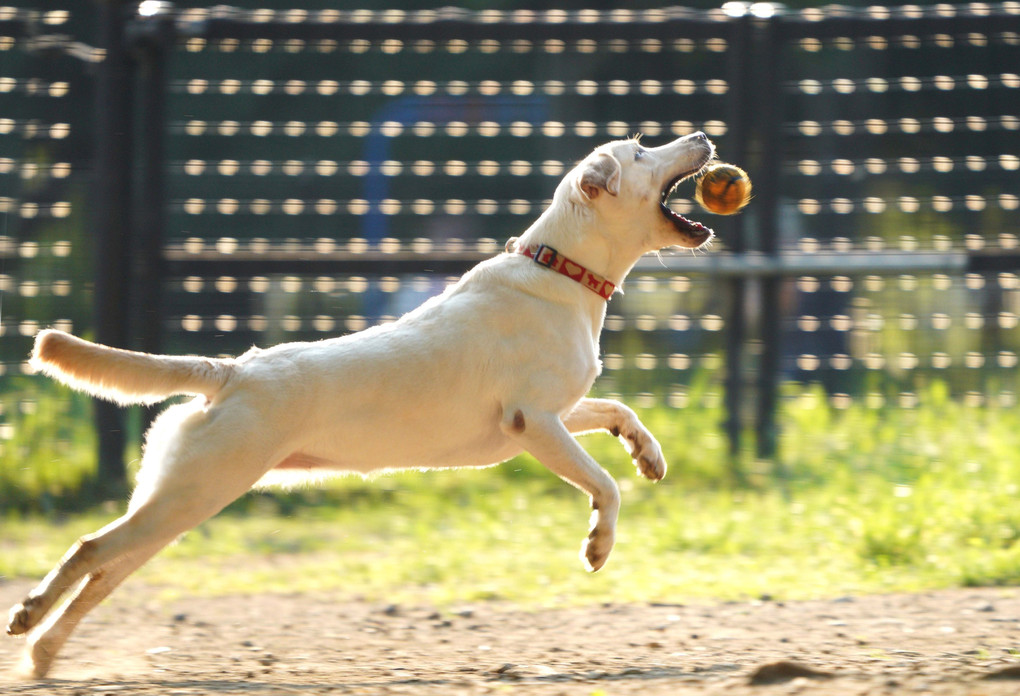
[0,380,97,516]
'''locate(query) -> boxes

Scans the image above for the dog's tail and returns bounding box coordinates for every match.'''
[30,329,236,405]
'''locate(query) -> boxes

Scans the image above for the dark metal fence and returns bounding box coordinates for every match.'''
[1,3,1018,484]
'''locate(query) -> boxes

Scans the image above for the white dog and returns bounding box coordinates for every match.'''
[7,132,715,677]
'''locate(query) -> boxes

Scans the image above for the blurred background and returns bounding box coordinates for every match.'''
[1,1,1019,600]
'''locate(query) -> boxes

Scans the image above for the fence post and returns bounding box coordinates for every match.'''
[130,7,173,383]
[722,13,753,481]
[753,16,783,462]
[92,0,134,492]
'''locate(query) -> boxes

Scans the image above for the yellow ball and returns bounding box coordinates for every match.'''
[695,163,752,216]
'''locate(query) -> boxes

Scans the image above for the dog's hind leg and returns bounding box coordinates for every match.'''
[6,400,279,673]
[6,481,248,641]
[7,473,265,676]
[19,543,163,678]
[501,407,620,572]
[5,513,146,639]
[562,398,667,481]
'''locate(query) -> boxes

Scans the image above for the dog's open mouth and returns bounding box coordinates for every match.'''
[659,163,713,241]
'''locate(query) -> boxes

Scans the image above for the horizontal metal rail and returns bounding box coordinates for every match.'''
[159,5,1020,45]
[162,248,1020,278]
[774,9,1020,40]
[179,16,734,43]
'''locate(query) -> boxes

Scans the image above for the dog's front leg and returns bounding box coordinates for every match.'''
[563,398,667,481]
[501,408,619,572]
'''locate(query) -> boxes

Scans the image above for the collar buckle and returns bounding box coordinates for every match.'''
[532,244,559,269]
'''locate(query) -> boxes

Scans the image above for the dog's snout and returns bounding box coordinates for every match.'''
[650,131,712,156]
[679,131,713,153]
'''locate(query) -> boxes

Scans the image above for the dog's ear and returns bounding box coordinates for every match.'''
[576,153,621,200]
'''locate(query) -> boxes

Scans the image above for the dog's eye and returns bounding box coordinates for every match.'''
[634,149,646,161]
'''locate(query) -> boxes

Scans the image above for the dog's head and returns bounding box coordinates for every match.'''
[568,132,716,251]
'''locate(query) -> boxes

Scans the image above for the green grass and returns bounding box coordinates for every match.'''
[3,380,1020,606]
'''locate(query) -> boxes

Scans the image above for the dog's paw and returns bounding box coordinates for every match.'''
[636,449,666,482]
[621,429,666,482]
[580,528,614,572]
[6,599,38,636]
[580,508,615,572]
[20,638,56,679]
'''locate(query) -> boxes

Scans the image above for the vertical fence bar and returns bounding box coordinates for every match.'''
[722,14,753,479]
[132,14,171,360]
[92,0,134,491]
[131,10,173,428]
[753,16,784,462]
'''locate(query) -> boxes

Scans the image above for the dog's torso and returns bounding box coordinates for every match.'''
[219,253,606,475]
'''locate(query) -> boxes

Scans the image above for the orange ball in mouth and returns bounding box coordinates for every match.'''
[695,163,752,216]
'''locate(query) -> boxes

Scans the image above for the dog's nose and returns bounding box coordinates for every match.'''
[688,131,708,141]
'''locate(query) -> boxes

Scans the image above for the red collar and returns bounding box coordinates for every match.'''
[514,242,616,300]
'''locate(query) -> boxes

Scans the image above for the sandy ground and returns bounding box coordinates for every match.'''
[3,582,1020,695]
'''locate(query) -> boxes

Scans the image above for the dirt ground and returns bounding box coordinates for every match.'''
[3,582,1020,695]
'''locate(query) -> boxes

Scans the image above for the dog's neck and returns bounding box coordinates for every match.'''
[512,194,644,294]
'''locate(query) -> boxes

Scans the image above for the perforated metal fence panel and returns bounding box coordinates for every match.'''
[770,9,1020,411]
[1,7,98,488]
[0,7,92,356]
